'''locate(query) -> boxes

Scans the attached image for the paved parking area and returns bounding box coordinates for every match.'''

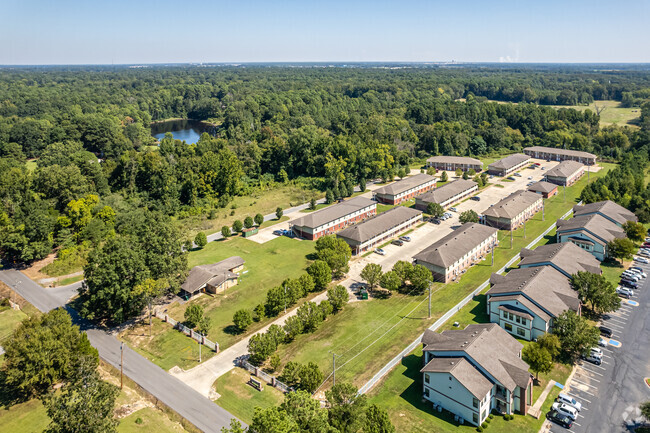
[544,259,650,433]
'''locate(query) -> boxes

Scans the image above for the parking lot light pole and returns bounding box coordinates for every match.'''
[428,283,432,319]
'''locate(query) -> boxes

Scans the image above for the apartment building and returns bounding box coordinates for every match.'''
[290,196,376,240]
[482,190,543,230]
[415,179,478,211]
[373,173,437,205]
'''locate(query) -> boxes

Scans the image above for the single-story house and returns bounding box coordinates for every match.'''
[487,266,581,341]
[336,206,422,255]
[181,256,245,296]
[523,146,597,165]
[421,324,533,426]
[426,156,483,172]
[413,223,498,283]
[290,196,376,240]
[572,200,637,227]
[556,214,626,261]
[527,181,558,198]
[415,179,478,211]
[487,154,531,177]
[482,190,543,231]
[373,173,437,205]
[518,242,602,278]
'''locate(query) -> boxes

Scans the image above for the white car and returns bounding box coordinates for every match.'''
[621,272,641,282]
[374,248,386,256]
[556,393,582,412]
[598,337,608,347]
[551,402,578,421]
[627,268,646,278]
[634,257,650,264]
[590,347,603,357]
[616,286,634,298]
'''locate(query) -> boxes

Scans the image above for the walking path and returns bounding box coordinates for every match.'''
[528,380,556,418]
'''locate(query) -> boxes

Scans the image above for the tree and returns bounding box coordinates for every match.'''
[327,285,349,311]
[233,309,253,332]
[440,171,448,182]
[455,168,462,177]
[316,236,352,278]
[392,260,413,286]
[537,333,561,360]
[607,238,636,264]
[221,225,231,238]
[251,406,299,433]
[553,310,600,360]
[459,210,479,224]
[244,216,254,229]
[233,220,243,233]
[132,278,167,335]
[297,302,324,332]
[409,264,433,293]
[360,263,383,291]
[298,362,323,393]
[364,404,395,433]
[269,354,281,372]
[522,343,553,380]
[184,304,205,329]
[310,198,317,210]
[397,168,406,179]
[2,309,98,398]
[319,299,334,317]
[570,271,621,314]
[462,170,469,180]
[221,419,248,433]
[279,361,302,387]
[298,273,316,294]
[359,178,366,192]
[379,271,401,291]
[641,401,650,421]
[276,207,283,219]
[623,221,645,243]
[426,202,444,218]
[254,213,264,226]
[281,390,330,433]
[283,316,304,341]
[326,189,334,204]
[254,303,265,321]
[43,356,118,433]
[248,333,277,365]
[307,260,332,291]
[326,383,368,433]
[194,231,207,249]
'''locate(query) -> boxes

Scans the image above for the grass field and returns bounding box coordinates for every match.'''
[0,308,28,343]
[118,407,188,433]
[271,163,612,390]
[553,100,641,128]
[212,368,284,424]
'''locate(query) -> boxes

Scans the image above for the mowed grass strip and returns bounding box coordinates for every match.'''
[212,368,284,424]
[273,164,612,390]
[0,308,28,343]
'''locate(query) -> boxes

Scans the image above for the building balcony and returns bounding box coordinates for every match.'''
[495,391,508,403]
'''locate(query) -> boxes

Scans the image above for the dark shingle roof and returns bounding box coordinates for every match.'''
[488,154,530,171]
[426,156,483,166]
[336,206,422,243]
[556,214,626,245]
[374,173,436,196]
[573,200,637,225]
[527,181,558,194]
[181,256,245,294]
[413,223,497,268]
[524,146,597,160]
[421,357,493,398]
[518,242,602,276]
[291,196,375,229]
[545,160,584,178]
[416,179,478,205]
[482,190,542,220]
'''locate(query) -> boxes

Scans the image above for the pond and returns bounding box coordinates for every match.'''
[150,119,217,144]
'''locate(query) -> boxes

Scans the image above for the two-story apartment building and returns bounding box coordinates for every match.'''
[415,179,478,211]
[372,173,437,205]
[487,154,531,177]
[523,146,597,165]
[421,324,533,426]
[572,200,638,227]
[544,160,585,186]
[413,223,498,283]
[290,196,376,240]
[527,181,558,198]
[486,267,581,341]
[426,156,483,172]
[336,206,422,255]
[518,242,602,278]
[482,190,543,230]
[556,214,626,261]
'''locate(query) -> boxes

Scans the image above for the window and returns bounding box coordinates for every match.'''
[473,398,479,408]
[515,315,521,324]
[424,388,430,397]
[473,413,479,424]
[521,318,527,326]
[517,327,525,337]
[502,310,507,318]
[424,374,429,384]
[508,312,514,321]
[505,323,513,331]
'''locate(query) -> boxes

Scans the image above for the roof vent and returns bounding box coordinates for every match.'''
[450,361,454,365]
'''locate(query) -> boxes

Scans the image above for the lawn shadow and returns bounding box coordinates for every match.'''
[306,252,319,261]
[223,324,242,336]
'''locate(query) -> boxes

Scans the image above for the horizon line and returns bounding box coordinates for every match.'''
[2,61,650,67]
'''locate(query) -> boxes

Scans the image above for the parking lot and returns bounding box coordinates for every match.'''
[545,257,650,433]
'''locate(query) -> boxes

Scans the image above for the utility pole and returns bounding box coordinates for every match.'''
[510,229,513,249]
[491,247,494,266]
[524,220,526,239]
[284,285,287,314]
[542,199,545,221]
[428,283,432,319]
[199,339,202,363]
[330,352,341,387]
[120,342,124,390]
[564,184,566,202]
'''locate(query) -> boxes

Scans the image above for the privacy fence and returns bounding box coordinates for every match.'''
[240,359,294,394]
[155,311,219,353]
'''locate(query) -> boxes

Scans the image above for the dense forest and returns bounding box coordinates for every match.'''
[1,65,650,306]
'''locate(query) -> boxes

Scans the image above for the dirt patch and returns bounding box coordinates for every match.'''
[21,253,57,281]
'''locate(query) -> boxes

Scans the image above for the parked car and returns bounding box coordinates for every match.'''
[551,402,578,421]
[449,207,457,212]
[581,351,602,366]
[599,326,613,338]
[399,236,411,242]
[541,166,546,170]
[391,239,404,247]
[546,410,573,428]
[514,173,522,177]
[628,266,644,274]
[634,256,650,264]
[621,272,640,282]
[470,196,480,201]
[619,279,639,289]
[556,393,582,411]
[598,336,608,347]
[374,248,386,256]
[616,286,634,298]
[507,176,516,180]
[431,218,441,225]
[527,176,533,180]
[273,230,283,236]
[590,347,603,357]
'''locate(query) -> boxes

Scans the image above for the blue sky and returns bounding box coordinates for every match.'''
[2,0,649,64]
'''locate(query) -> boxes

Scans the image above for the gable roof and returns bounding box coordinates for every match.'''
[291,196,375,229]
[518,242,602,276]
[482,190,542,220]
[416,179,478,205]
[573,200,637,225]
[487,266,580,319]
[524,146,597,160]
[545,160,584,178]
[413,223,497,269]
[527,181,558,194]
[488,153,530,171]
[421,357,493,399]
[426,155,483,166]
[556,214,626,245]
[422,323,530,391]
[336,206,422,243]
[373,173,436,196]
[182,256,245,294]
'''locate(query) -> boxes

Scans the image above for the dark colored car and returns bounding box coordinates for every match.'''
[391,239,404,246]
[470,196,481,201]
[546,410,573,428]
[599,326,613,338]
[620,279,639,289]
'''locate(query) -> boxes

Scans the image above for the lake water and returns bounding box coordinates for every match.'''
[150,119,217,144]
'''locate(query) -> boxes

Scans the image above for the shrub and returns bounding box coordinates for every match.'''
[477,427,483,432]
[233,309,253,332]
[488,414,493,420]
[485,417,491,423]
[194,232,207,249]
[135,417,143,425]
[481,422,488,428]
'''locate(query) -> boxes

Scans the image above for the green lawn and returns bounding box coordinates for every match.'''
[272,163,612,389]
[118,407,189,433]
[300,203,331,213]
[212,368,284,424]
[0,398,50,433]
[258,215,289,229]
[165,236,315,351]
[600,259,626,287]
[53,274,84,287]
[0,308,28,343]
[376,204,395,213]
[553,100,641,128]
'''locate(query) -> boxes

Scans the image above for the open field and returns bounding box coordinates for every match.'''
[212,368,284,424]
[553,100,641,128]
[0,307,28,343]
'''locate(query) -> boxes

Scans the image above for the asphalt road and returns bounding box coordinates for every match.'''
[0,269,243,433]
[546,258,650,433]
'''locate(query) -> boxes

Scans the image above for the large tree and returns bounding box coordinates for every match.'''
[326,383,368,433]
[553,310,600,360]
[522,342,553,380]
[316,235,352,278]
[280,390,330,433]
[607,238,636,264]
[623,220,646,243]
[360,263,383,291]
[426,202,444,218]
[570,271,621,314]
[459,209,479,224]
